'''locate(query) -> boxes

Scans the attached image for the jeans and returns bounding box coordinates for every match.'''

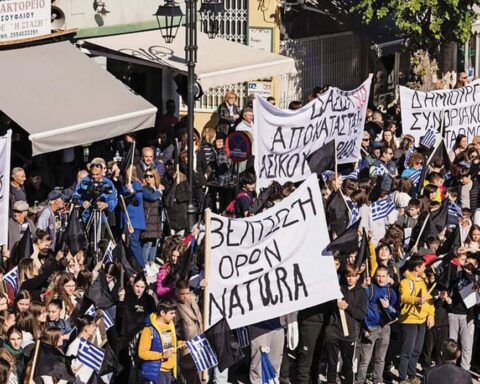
[356,326,390,384]
[130,229,145,268]
[143,238,159,264]
[398,323,426,381]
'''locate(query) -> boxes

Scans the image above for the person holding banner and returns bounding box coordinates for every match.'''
[325,265,367,384]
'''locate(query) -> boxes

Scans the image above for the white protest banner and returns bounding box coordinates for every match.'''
[0,130,12,246]
[206,174,342,329]
[0,0,51,42]
[400,81,480,149]
[253,75,372,190]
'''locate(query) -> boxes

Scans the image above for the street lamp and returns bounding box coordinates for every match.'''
[154,0,224,229]
[199,0,225,39]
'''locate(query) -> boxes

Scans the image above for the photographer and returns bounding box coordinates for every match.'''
[72,157,118,223]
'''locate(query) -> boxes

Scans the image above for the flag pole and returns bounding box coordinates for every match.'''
[119,196,133,233]
[203,208,211,331]
[202,208,212,382]
[29,340,41,384]
[127,140,135,185]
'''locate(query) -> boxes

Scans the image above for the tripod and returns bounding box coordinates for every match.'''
[85,207,114,261]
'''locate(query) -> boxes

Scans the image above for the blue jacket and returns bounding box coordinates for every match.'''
[363,283,398,330]
[121,180,146,230]
[72,175,118,222]
[140,314,178,383]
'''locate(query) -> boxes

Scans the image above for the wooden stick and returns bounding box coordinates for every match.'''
[127,140,136,185]
[29,340,41,384]
[202,208,212,383]
[203,208,212,331]
[333,138,338,177]
[339,304,349,337]
[413,213,431,251]
[119,195,133,232]
[428,282,437,295]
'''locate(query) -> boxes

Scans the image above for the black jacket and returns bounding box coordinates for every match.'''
[327,284,367,340]
[116,288,156,340]
[217,102,240,135]
[424,362,472,384]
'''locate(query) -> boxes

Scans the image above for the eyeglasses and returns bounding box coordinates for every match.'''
[416,162,424,165]
[362,138,369,141]
[144,174,154,178]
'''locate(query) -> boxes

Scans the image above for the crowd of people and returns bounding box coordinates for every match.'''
[1,81,478,384]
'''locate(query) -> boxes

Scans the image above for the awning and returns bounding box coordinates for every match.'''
[0,41,157,156]
[80,29,297,89]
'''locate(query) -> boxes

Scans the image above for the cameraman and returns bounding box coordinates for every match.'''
[73,158,118,222]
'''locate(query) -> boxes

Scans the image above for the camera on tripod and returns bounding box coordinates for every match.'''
[81,180,113,207]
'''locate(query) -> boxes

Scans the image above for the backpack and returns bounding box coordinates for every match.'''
[128,325,153,368]
[224,191,251,217]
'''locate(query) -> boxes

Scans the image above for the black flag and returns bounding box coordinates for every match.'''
[10,226,33,266]
[204,318,244,372]
[33,342,75,383]
[84,269,114,309]
[65,207,87,255]
[325,220,360,254]
[326,190,349,237]
[113,239,141,279]
[307,140,335,175]
[437,225,461,257]
[356,231,370,269]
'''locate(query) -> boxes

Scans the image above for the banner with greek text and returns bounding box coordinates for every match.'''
[0,0,51,42]
[400,81,480,149]
[0,130,12,246]
[253,75,372,190]
[206,174,342,329]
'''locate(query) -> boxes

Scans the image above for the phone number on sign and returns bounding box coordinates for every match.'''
[8,29,38,38]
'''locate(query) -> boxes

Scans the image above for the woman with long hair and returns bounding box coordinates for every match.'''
[28,302,47,335]
[0,350,15,384]
[15,312,38,357]
[156,240,184,298]
[17,253,63,302]
[116,273,155,384]
[4,327,24,383]
[465,224,480,251]
[122,165,147,269]
[12,292,30,316]
[449,134,468,162]
[141,167,164,268]
[48,272,78,320]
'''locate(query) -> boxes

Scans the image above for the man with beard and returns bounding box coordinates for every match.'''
[31,229,53,272]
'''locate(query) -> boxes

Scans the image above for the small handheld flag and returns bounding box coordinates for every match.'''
[186,334,218,371]
[78,338,105,373]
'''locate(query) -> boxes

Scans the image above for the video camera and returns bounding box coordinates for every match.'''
[79,179,113,206]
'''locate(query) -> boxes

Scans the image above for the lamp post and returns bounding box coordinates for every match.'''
[155,0,224,229]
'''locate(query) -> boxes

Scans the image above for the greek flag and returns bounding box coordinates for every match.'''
[321,170,335,183]
[343,168,359,180]
[448,202,463,218]
[370,162,389,177]
[420,127,436,149]
[235,327,250,348]
[85,305,96,317]
[371,197,395,221]
[102,310,114,330]
[348,203,360,227]
[3,267,19,294]
[186,334,218,371]
[78,338,105,373]
[404,146,414,167]
[102,241,114,264]
[407,169,422,185]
